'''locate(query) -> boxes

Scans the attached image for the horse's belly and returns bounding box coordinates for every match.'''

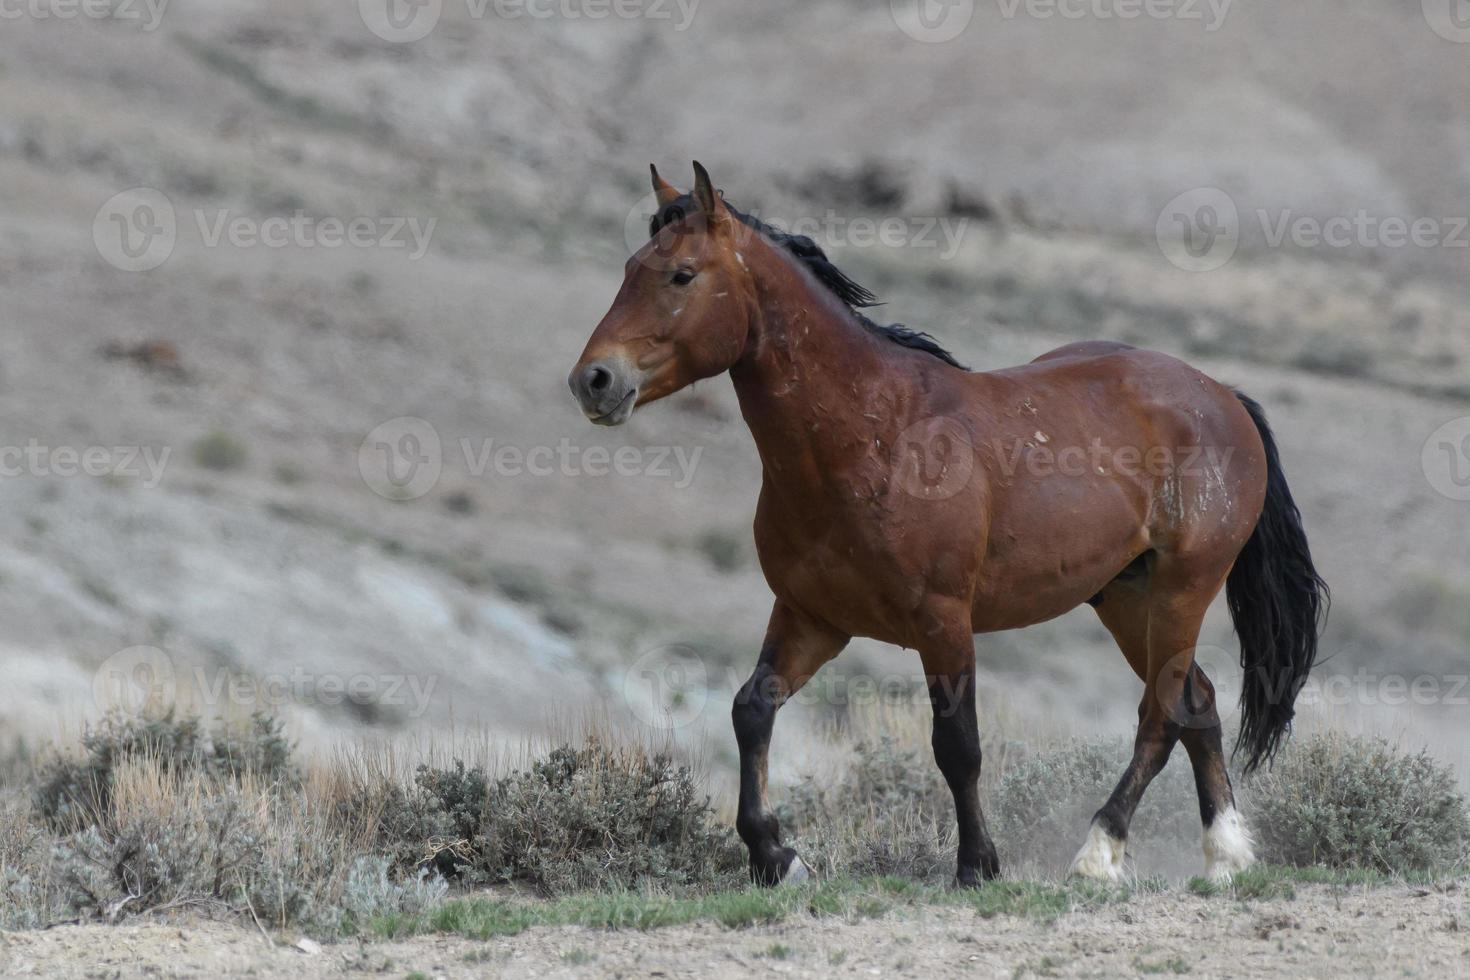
[969,573,1112,632]
[971,500,1150,631]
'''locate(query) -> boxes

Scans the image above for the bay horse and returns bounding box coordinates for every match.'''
[569,163,1327,886]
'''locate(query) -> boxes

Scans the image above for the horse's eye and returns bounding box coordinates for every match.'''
[671,268,697,286]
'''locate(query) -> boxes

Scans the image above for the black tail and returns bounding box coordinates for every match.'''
[1227,392,1329,774]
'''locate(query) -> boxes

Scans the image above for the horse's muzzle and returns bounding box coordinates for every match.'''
[569,360,638,426]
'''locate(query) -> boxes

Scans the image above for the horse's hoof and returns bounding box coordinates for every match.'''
[1068,822,1126,882]
[780,851,812,885]
[954,867,985,889]
[1203,807,1256,881]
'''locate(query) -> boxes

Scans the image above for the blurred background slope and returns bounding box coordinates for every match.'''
[1,0,1468,787]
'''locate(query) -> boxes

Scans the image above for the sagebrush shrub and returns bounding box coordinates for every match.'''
[0,795,62,930]
[782,736,954,881]
[1245,733,1469,873]
[353,760,491,877]
[10,720,752,925]
[479,741,745,894]
[44,761,450,930]
[54,790,263,918]
[338,856,448,928]
[34,712,296,829]
[364,741,744,894]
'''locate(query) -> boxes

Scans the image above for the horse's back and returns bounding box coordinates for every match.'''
[1009,342,1246,439]
[1029,340,1138,364]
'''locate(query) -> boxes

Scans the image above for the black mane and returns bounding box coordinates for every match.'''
[650,194,967,370]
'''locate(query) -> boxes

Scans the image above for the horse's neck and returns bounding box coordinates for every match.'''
[728,248,895,486]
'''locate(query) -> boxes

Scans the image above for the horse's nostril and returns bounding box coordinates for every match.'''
[586,365,613,394]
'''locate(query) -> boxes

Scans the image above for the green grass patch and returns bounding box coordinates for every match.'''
[367,876,1151,941]
[957,877,1157,922]
[1134,954,1192,974]
[370,883,884,939]
[369,866,1454,942]
[1185,864,1449,901]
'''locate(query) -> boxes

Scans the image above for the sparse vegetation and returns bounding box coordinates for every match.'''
[489,563,554,605]
[472,741,745,893]
[272,461,306,485]
[3,715,742,933]
[783,735,952,881]
[1245,733,1470,874]
[366,741,744,895]
[192,430,249,471]
[3,715,1466,946]
[34,712,294,830]
[695,529,746,574]
[364,875,1143,942]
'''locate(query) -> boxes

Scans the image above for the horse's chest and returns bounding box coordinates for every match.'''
[754,508,927,644]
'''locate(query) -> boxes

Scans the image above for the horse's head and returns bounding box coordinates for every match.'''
[569,162,754,426]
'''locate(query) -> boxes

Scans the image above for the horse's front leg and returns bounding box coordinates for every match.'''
[921,631,1001,887]
[732,602,848,886]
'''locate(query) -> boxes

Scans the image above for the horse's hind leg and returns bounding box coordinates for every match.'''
[732,603,847,886]
[1071,565,1230,880]
[1178,667,1255,880]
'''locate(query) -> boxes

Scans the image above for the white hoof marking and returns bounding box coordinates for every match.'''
[1203,807,1256,881]
[1069,822,1126,881]
[782,854,811,884]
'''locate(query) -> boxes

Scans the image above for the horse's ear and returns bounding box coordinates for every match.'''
[650,164,681,206]
[692,161,728,227]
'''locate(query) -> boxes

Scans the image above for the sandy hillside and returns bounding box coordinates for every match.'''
[0,0,1468,798]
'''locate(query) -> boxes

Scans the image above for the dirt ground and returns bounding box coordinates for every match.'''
[4,883,1468,979]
